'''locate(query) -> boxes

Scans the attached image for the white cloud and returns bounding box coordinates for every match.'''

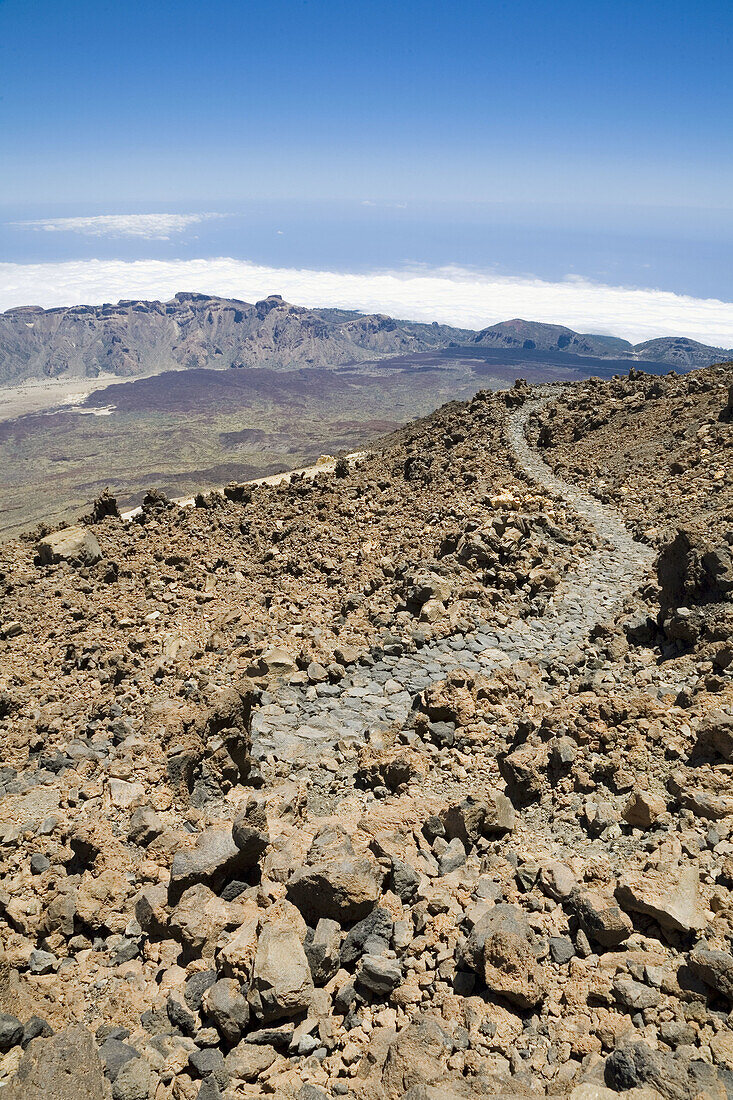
[9,213,227,240]
[0,256,732,346]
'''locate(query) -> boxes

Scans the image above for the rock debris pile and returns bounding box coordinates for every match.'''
[1,369,733,1098]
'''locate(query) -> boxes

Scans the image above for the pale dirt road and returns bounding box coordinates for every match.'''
[119,450,369,520]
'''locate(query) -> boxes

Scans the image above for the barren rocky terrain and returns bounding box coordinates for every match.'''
[2,365,733,1099]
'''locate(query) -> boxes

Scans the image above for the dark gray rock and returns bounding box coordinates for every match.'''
[296,1085,330,1100]
[111,1056,156,1100]
[604,1039,733,1097]
[166,992,199,1036]
[21,1017,53,1049]
[189,1047,229,1090]
[391,857,420,902]
[128,806,163,847]
[184,970,218,1013]
[341,907,394,967]
[0,1012,23,1052]
[231,796,269,865]
[356,953,402,996]
[548,936,574,964]
[29,948,56,974]
[613,977,661,1012]
[202,979,250,1043]
[304,918,342,985]
[573,888,633,948]
[196,1078,222,1100]
[689,946,733,1001]
[4,1025,106,1100]
[98,1037,139,1082]
[438,837,466,875]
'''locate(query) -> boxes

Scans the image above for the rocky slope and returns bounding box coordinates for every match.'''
[1,294,731,387]
[0,294,470,386]
[1,368,733,1098]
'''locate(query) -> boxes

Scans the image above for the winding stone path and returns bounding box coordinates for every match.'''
[251,396,655,765]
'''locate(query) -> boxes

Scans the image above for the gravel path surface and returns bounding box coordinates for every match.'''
[251,397,655,765]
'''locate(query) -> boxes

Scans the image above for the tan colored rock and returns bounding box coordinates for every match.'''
[108,778,145,808]
[286,826,384,924]
[260,647,297,677]
[37,527,102,567]
[169,883,245,956]
[225,1041,278,1082]
[218,903,262,979]
[381,1016,451,1099]
[622,790,666,829]
[75,868,133,934]
[711,1028,733,1071]
[248,919,314,1021]
[616,865,706,934]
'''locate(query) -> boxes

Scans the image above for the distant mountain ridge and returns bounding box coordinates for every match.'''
[0,293,471,386]
[0,294,730,386]
[473,318,731,369]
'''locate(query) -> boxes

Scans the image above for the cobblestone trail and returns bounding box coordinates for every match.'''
[251,397,656,765]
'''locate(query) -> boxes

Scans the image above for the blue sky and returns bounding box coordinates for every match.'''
[2,0,732,207]
[1,0,733,340]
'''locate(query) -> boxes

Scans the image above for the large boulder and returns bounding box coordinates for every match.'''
[573,889,633,949]
[286,826,384,924]
[231,796,270,864]
[37,527,102,567]
[248,918,314,1021]
[439,792,514,846]
[4,1026,105,1100]
[458,904,545,1009]
[657,527,733,610]
[169,828,256,903]
[615,866,706,935]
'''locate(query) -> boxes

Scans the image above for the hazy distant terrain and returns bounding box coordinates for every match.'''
[1,292,730,537]
[0,342,688,538]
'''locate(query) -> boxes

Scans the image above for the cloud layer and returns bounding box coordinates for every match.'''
[1,256,732,346]
[9,213,226,240]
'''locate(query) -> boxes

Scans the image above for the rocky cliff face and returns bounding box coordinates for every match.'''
[2,294,731,388]
[2,368,733,1098]
[0,293,471,385]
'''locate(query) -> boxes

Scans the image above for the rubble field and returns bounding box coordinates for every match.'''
[1,366,733,1099]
